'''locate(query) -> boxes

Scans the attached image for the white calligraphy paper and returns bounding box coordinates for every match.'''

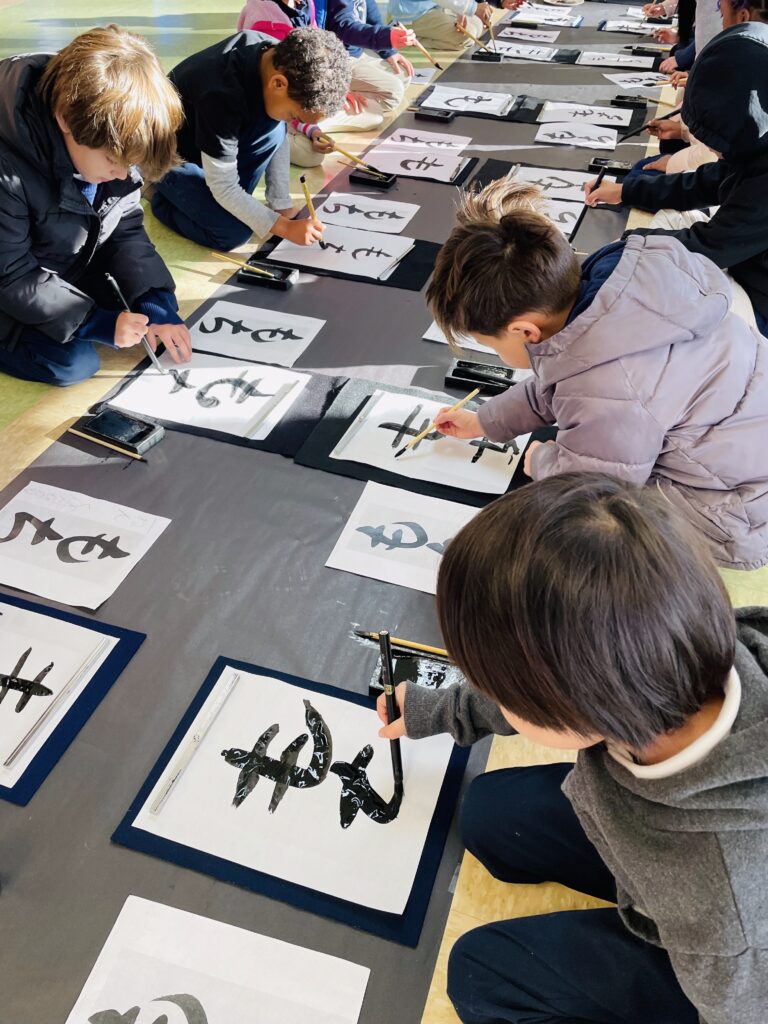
[132,666,456,914]
[64,897,370,1024]
[326,482,478,594]
[331,389,530,495]
[544,198,583,237]
[493,41,558,62]
[421,85,515,117]
[383,127,472,152]
[535,120,618,151]
[511,165,615,202]
[0,482,170,609]
[602,70,668,88]
[507,5,582,26]
[365,144,467,183]
[537,100,633,127]
[314,191,419,234]
[268,226,414,279]
[411,66,437,84]
[190,300,324,366]
[423,319,496,354]
[0,604,116,788]
[601,17,652,33]
[499,25,560,42]
[111,352,309,440]
[576,50,656,68]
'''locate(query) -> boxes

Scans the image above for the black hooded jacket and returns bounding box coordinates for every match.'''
[622,23,768,323]
[0,54,176,352]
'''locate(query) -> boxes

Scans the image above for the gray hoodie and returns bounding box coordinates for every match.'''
[405,607,768,1024]
[477,234,768,570]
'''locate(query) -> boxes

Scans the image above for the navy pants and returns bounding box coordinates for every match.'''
[0,329,100,386]
[151,122,286,251]
[448,764,699,1024]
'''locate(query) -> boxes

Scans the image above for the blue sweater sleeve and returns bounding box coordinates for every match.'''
[672,39,695,70]
[327,0,395,55]
[77,308,120,346]
[135,287,183,326]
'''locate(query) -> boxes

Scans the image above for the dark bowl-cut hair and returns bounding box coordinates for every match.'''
[272,28,350,118]
[437,473,735,749]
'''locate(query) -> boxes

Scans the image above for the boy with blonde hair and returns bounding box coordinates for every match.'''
[0,26,192,385]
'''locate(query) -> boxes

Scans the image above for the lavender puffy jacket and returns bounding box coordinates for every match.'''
[477,234,768,569]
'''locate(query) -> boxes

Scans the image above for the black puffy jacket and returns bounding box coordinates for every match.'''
[623,23,768,323]
[0,53,175,352]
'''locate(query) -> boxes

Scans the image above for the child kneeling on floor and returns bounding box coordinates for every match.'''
[152,28,350,251]
[0,26,192,386]
[426,178,768,570]
[379,471,768,1023]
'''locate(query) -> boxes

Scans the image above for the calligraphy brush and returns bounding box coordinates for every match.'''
[619,105,682,143]
[355,629,450,660]
[66,427,146,462]
[394,386,480,458]
[105,273,167,375]
[488,15,497,52]
[316,135,392,181]
[209,250,282,280]
[379,630,404,795]
[299,174,327,249]
[393,21,444,70]
[458,23,493,52]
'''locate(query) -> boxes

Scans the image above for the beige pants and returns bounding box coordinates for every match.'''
[290,52,407,167]
[410,7,483,49]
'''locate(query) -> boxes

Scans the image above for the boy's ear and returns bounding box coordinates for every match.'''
[267,73,289,94]
[54,111,71,135]
[506,319,543,343]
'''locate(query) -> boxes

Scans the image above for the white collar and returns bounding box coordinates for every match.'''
[607,668,741,780]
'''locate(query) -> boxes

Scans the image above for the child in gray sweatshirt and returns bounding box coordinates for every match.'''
[378,473,768,1024]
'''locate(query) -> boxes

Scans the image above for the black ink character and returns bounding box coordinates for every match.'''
[198,316,302,345]
[330,745,403,827]
[399,156,444,173]
[325,202,403,221]
[356,521,446,555]
[319,241,346,254]
[0,511,130,564]
[529,174,579,192]
[571,107,622,122]
[551,209,577,225]
[543,129,613,145]
[394,133,455,148]
[378,404,442,450]
[221,699,332,812]
[0,647,53,713]
[169,370,271,409]
[89,994,208,1024]
[469,437,520,464]
[444,94,494,107]
[351,245,393,261]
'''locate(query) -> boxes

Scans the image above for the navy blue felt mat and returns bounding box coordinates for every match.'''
[112,656,469,946]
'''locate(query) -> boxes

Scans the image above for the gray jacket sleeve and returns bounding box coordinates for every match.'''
[477,376,557,442]
[669,949,768,1024]
[404,681,513,746]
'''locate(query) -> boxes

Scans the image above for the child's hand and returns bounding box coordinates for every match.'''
[387,52,415,77]
[148,322,192,364]
[376,683,408,740]
[653,27,677,43]
[114,311,149,349]
[277,215,325,246]
[455,14,469,32]
[523,439,542,476]
[659,55,678,74]
[647,118,683,140]
[584,179,623,207]
[644,154,671,172]
[500,0,525,9]
[669,70,688,88]
[476,2,493,26]
[390,25,416,48]
[309,129,334,154]
[434,408,483,438]
[344,91,368,114]
[643,2,666,13]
